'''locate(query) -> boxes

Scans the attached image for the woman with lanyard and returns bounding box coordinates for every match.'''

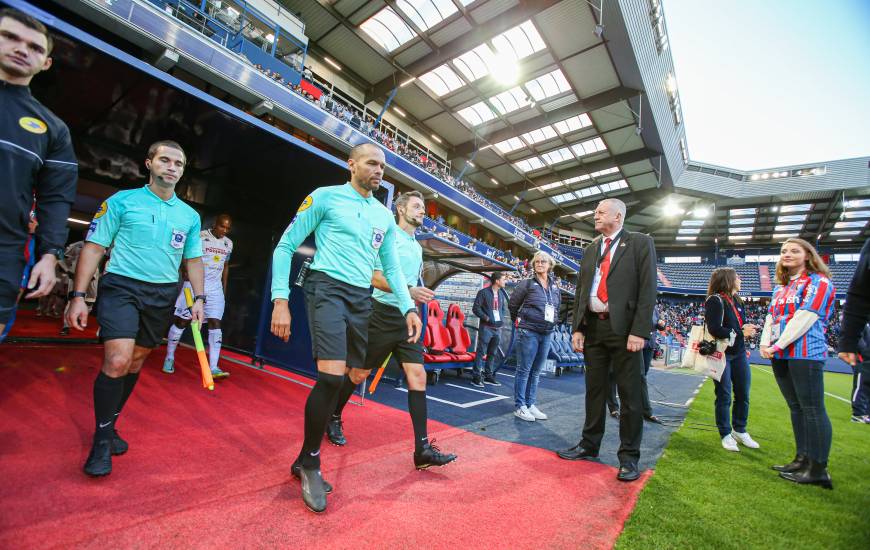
[508,251,561,422]
[704,268,759,452]
[761,238,836,489]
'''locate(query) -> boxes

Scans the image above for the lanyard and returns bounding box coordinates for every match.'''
[721,294,743,326]
[596,232,621,266]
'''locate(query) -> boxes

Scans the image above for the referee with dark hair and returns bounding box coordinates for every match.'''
[326,190,457,469]
[1,8,78,336]
[67,140,205,477]
[270,142,422,513]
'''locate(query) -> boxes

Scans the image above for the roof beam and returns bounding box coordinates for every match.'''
[365,0,562,103]
[496,147,660,196]
[449,86,640,159]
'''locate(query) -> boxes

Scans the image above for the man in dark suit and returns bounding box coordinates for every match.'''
[556,198,657,482]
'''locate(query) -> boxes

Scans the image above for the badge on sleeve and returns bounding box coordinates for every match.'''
[170,229,187,249]
[94,201,108,219]
[297,195,313,213]
[371,228,385,249]
[86,221,98,240]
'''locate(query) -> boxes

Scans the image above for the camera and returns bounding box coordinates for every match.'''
[698,339,717,356]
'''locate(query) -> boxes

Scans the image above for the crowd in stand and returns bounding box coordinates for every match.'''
[656,298,843,354]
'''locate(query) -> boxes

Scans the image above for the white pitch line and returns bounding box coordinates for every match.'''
[444,382,502,396]
[394,387,509,408]
[750,364,852,405]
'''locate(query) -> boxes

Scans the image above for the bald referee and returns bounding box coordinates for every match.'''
[270,142,421,513]
[67,140,205,477]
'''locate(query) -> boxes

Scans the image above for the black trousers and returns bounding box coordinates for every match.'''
[580,314,644,464]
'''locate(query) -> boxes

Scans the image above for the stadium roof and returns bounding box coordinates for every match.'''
[279,0,686,231]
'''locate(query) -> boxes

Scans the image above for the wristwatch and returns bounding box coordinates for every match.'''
[68,291,87,300]
[46,247,64,261]
[194,294,207,304]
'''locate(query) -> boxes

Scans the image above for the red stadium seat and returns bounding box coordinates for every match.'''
[446,304,475,362]
[424,300,459,361]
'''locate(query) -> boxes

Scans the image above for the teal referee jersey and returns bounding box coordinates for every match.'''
[373,225,422,311]
[86,185,202,283]
[271,183,414,314]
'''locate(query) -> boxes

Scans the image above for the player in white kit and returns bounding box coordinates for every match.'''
[162,214,233,378]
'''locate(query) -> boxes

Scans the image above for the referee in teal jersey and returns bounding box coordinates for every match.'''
[270,142,422,513]
[67,140,205,477]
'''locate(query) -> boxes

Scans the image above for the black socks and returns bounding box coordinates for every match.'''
[115,372,140,423]
[332,374,357,419]
[408,390,429,453]
[300,372,345,469]
[93,372,124,441]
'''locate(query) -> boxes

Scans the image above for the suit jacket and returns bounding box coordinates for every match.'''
[571,229,657,339]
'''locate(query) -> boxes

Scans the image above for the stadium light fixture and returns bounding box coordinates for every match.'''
[530,208,537,214]
[490,178,499,185]
[392,107,406,117]
[324,57,342,71]
[771,206,779,212]
[693,207,709,218]
[400,76,416,87]
[665,74,677,95]
[837,239,853,242]
[466,160,475,168]
[431,134,442,144]
[265,33,275,43]
[67,217,89,225]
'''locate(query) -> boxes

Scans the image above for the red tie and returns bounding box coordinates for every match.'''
[493,290,498,309]
[596,238,612,303]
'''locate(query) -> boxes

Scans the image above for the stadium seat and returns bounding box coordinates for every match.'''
[423,300,459,363]
[445,304,476,362]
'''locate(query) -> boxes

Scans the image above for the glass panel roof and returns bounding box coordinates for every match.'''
[679,228,701,235]
[846,199,870,208]
[777,214,807,222]
[490,87,531,114]
[730,208,756,216]
[453,44,495,82]
[772,233,799,239]
[540,147,574,166]
[571,137,607,157]
[779,204,812,213]
[361,8,417,52]
[774,224,804,232]
[600,180,627,193]
[729,218,755,225]
[418,64,465,96]
[834,220,867,229]
[843,210,870,218]
[675,236,697,241]
[494,136,526,154]
[396,0,459,31]
[577,185,601,198]
[514,157,545,172]
[521,125,558,145]
[525,69,572,101]
[536,181,564,192]
[554,113,592,134]
[729,227,753,234]
[457,102,496,125]
[490,20,546,61]
[830,230,861,236]
[681,220,705,227]
[550,192,577,204]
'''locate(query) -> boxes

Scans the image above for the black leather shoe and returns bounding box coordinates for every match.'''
[291,462,333,494]
[83,439,112,477]
[779,460,833,490]
[771,454,807,473]
[556,444,598,461]
[111,429,128,456]
[644,415,662,424]
[298,467,328,513]
[414,440,457,470]
[326,417,346,446]
[617,463,640,482]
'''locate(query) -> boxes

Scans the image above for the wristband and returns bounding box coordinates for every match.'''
[68,291,87,300]
[194,294,207,304]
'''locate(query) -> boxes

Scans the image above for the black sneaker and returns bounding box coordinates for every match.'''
[83,439,112,477]
[414,440,457,470]
[291,462,333,494]
[59,327,70,336]
[326,417,346,446]
[111,429,128,456]
[470,377,484,388]
[298,467,328,513]
[483,375,501,387]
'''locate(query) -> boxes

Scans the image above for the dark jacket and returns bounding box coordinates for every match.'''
[705,294,746,356]
[840,238,870,353]
[472,285,509,328]
[571,230,657,339]
[645,309,660,350]
[859,324,870,360]
[509,274,561,334]
[0,81,77,256]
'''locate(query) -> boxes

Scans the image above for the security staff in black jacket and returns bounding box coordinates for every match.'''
[471,271,510,387]
[839,238,870,368]
[0,9,77,335]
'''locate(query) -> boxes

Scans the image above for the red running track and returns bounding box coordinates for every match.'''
[0,343,649,549]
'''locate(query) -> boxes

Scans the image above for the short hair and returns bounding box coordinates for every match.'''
[531,251,555,272]
[349,142,380,160]
[600,198,627,220]
[146,140,186,164]
[491,271,506,284]
[0,8,53,54]
[215,213,232,225]
[394,190,424,212]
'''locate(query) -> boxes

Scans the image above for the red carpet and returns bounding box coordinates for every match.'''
[0,343,649,549]
[7,308,100,339]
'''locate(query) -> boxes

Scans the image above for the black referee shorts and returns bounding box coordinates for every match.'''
[363,298,424,371]
[0,247,25,324]
[302,270,372,368]
[96,273,179,348]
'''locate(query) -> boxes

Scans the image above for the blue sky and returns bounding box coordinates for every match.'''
[664,0,870,170]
